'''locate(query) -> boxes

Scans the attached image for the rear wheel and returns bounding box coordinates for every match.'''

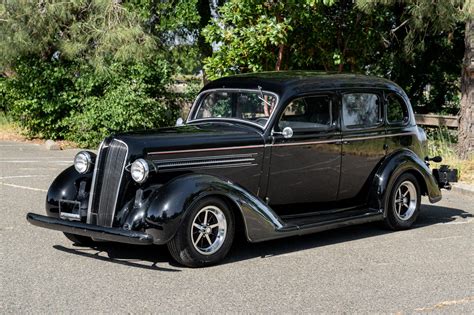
[168,197,235,267]
[63,232,95,246]
[384,173,421,230]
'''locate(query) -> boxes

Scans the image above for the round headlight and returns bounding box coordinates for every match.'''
[74,151,92,174]
[131,159,149,184]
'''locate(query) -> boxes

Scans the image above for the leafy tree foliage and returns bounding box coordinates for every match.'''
[0,0,180,146]
[1,0,472,148]
[1,0,156,71]
[203,0,467,115]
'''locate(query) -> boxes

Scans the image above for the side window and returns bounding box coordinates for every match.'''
[342,93,381,128]
[278,96,332,130]
[386,93,409,124]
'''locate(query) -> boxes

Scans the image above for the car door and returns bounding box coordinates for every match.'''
[338,91,386,202]
[266,93,342,208]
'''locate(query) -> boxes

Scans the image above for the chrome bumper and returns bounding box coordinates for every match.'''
[26,213,153,245]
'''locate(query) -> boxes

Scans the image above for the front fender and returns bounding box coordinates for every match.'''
[368,149,442,214]
[143,174,285,244]
[46,166,92,217]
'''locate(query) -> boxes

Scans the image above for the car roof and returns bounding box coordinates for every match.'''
[203,71,405,97]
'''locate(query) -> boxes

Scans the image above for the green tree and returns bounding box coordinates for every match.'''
[0,0,178,146]
[203,0,340,79]
[1,0,156,71]
[356,0,472,156]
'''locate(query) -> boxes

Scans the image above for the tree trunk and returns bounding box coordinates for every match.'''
[197,0,213,85]
[275,44,284,71]
[458,19,474,159]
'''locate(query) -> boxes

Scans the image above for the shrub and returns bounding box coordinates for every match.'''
[5,59,78,139]
[66,81,179,147]
[3,57,180,147]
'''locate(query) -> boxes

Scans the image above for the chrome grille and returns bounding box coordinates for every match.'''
[88,139,128,227]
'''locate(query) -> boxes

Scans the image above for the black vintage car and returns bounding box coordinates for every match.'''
[27,72,455,267]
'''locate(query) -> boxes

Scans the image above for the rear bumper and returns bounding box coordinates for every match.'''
[433,165,458,190]
[26,213,153,245]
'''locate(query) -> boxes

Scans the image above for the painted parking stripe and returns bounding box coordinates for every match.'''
[0,160,71,163]
[0,182,48,192]
[0,175,50,180]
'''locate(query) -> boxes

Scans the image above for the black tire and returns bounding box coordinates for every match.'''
[384,173,421,230]
[63,232,95,246]
[167,197,235,267]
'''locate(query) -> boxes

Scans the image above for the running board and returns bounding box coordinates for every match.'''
[275,212,383,238]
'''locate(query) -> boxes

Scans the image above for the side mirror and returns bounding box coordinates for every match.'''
[272,126,293,139]
[175,117,184,126]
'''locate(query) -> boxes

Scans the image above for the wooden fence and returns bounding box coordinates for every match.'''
[415,114,459,128]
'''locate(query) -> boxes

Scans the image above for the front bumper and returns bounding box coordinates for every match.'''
[26,213,154,245]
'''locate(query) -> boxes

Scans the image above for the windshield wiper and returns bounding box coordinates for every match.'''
[257,85,273,108]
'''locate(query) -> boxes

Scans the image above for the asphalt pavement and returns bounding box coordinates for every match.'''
[1,141,473,313]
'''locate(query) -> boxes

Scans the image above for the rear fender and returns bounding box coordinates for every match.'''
[368,149,442,215]
[143,174,284,244]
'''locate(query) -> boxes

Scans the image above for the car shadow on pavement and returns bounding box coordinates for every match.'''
[52,203,471,269]
[53,243,180,272]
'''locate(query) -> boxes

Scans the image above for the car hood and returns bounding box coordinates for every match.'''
[113,121,265,160]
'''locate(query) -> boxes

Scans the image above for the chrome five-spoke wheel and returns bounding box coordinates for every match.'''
[167,197,235,267]
[191,205,227,255]
[393,180,417,221]
[385,173,421,230]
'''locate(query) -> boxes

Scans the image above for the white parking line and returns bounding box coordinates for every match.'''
[0,160,71,163]
[0,182,48,192]
[0,175,49,180]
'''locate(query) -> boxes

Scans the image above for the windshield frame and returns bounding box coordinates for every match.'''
[186,88,280,130]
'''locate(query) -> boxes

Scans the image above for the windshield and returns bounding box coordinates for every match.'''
[190,90,278,127]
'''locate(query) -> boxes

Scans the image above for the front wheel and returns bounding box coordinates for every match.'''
[167,197,235,267]
[384,173,421,230]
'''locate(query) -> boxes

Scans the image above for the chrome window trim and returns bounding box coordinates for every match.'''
[186,88,280,130]
[86,140,104,224]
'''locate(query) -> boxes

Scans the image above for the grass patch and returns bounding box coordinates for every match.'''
[0,111,24,141]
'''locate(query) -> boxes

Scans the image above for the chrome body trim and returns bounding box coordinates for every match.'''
[153,153,257,171]
[271,139,340,147]
[157,158,255,169]
[270,132,416,148]
[149,145,265,155]
[149,132,415,155]
[343,132,415,142]
[186,88,280,130]
[86,141,104,224]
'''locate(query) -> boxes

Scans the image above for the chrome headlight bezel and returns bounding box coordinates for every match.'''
[130,158,150,184]
[74,151,93,174]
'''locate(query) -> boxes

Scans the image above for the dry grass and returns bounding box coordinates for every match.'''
[426,127,473,184]
[0,113,78,148]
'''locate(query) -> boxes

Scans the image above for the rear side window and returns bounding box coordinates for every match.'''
[386,93,409,124]
[279,96,332,130]
[342,93,381,128]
